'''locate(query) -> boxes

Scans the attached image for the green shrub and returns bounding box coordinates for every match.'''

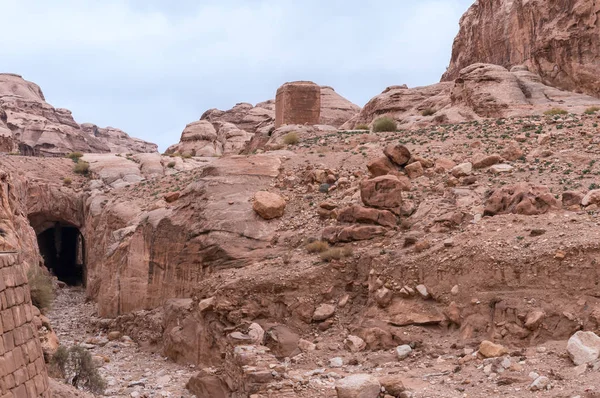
[283,132,299,145]
[27,266,54,312]
[372,117,397,132]
[585,106,600,115]
[354,124,370,131]
[306,240,330,253]
[320,247,353,262]
[52,345,106,394]
[66,152,84,163]
[167,161,176,168]
[544,108,568,116]
[73,160,90,175]
[421,108,436,117]
[63,177,72,186]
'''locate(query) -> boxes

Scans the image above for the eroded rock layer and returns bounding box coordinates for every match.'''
[442,0,600,98]
[0,73,157,156]
[343,63,600,129]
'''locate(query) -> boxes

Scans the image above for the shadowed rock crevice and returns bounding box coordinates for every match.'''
[35,222,85,286]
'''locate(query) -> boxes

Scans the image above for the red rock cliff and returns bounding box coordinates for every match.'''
[442,0,600,97]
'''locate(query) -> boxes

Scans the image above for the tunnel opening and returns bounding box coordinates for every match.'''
[36,223,85,286]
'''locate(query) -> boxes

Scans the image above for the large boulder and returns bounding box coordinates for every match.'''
[383,144,411,167]
[360,175,409,209]
[337,205,397,228]
[252,191,286,220]
[567,331,600,365]
[335,374,381,398]
[484,183,560,216]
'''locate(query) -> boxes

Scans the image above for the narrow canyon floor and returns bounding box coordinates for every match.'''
[48,287,195,398]
[47,288,600,398]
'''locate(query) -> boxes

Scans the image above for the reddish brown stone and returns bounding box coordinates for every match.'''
[337,205,397,228]
[360,175,409,209]
[275,81,321,128]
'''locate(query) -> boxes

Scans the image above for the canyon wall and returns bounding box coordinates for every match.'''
[442,0,600,98]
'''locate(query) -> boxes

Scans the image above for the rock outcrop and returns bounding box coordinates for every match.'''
[275,81,321,128]
[200,101,275,135]
[165,120,253,157]
[319,86,361,127]
[343,63,600,129]
[0,73,157,156]
[442,0,600,98]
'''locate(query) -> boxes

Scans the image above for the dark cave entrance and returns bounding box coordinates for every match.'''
[36,224,86,286]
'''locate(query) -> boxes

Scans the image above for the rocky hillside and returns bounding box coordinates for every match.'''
[167,85,360,157]
[343,63,600,130]
[442,0,600,98]
[0,73,157,156]
[6,106,600,396]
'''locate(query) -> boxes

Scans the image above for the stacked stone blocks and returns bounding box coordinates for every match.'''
[0,253,50,398]
[274,81,321,128]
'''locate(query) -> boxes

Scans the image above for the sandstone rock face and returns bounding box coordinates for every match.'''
[484,183,560,216]
[275,81,321,128]
[319,86,360,128]
[187,86,358,155]
[442,0,600,98]
[201,101,275,134]
[343,64,600,130]
[0,73,157,156]
[0,172,51,397]
[80,124,157,154]
[165,120,254,157]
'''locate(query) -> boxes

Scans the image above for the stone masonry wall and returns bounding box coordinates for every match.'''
[0,255,49,398]
[275,81,321,128]
[0,171,50,398]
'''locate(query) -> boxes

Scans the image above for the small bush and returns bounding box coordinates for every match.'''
[52,345,106,394]
[167,161,176,168]
[306,240,330,253]
[354,124,370,131]
[27,266,54,312]
[73,160,90,175]
[182,153,192,159]
[66,152,83,163]
[372,117,397,132]
[283,132,299,145]
[63,177,72,186]
[320,247,353,262]
[421,108,436,117]
[585,106,600,115]
[544,108,568,116]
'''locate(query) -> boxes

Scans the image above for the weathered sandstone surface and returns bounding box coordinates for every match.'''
[343,63,600,129]
[0,73,157,156]
[170,84,360,157]
[442,0,600,98]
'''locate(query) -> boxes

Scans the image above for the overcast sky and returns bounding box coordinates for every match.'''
[1,0,473,151]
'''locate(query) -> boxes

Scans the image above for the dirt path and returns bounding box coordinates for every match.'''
[48,287,195,398]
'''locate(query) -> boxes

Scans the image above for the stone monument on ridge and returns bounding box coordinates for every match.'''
[275,81,321,128]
